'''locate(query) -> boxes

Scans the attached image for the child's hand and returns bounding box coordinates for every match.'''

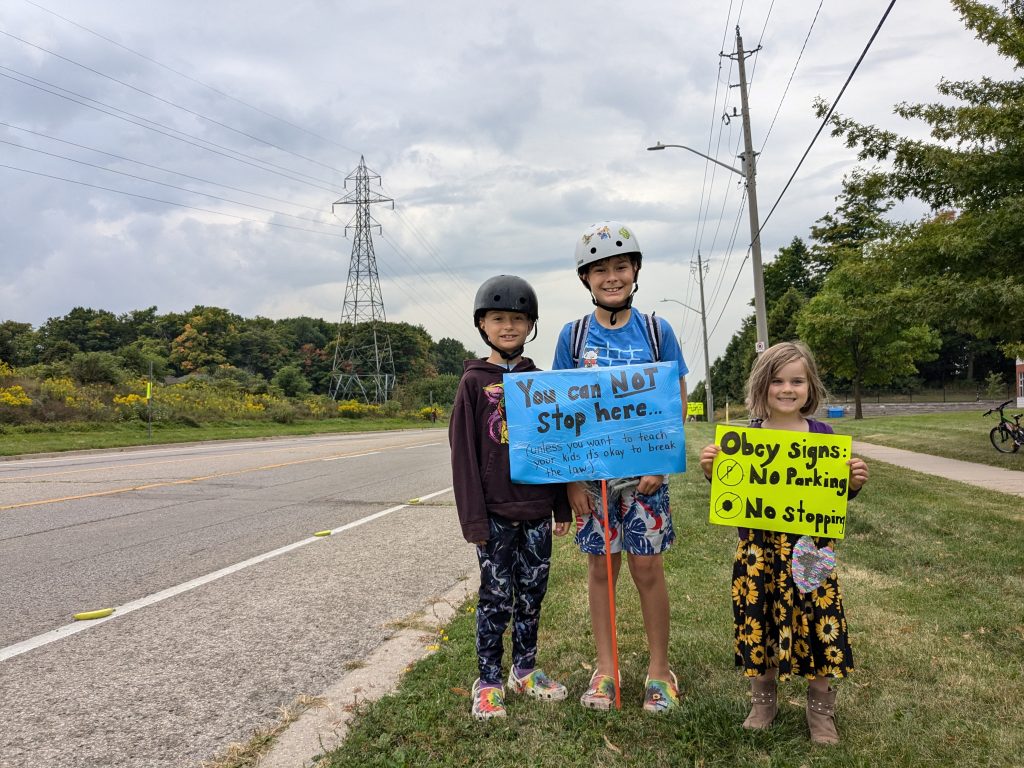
[568,482,593,520]
[554,522,570,537]
[699,444,720,479]
[637,475,664,495]
[847,457,869,491]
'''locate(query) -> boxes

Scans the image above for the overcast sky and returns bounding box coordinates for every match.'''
[0,1,1016,387]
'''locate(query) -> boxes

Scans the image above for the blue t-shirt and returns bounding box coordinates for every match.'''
[552,310,689,376]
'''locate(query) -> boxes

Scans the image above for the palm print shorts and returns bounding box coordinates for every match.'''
[575,479,674,556]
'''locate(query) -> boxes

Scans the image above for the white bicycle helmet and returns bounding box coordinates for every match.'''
[574,221,642,272]
[573,221,643,325]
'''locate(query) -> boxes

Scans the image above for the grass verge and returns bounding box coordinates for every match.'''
[824,411,1024,470]
[0,417,442,457]
[318,423,1024,767]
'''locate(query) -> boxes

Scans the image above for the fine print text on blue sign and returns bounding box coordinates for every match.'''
[505,362,686,484]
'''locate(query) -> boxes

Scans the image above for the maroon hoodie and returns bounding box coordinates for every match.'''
[449,357,571,543]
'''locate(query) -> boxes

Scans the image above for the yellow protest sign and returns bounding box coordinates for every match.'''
[708,425,852,539]
[687,402,704,416]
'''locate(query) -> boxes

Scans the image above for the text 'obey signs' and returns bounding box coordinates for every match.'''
[505,362,685,484]
[708,425,852,538]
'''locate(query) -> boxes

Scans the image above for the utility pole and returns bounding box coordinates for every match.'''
[694,251,714,424]
[731,26,769,353]
[328,156,397,404]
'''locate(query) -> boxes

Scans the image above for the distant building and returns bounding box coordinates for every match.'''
[1017,358,1024,408]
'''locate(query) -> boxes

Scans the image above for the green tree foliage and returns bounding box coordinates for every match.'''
[330,321,436,389]
[822,0,1024,355]
[3,305,466,402]
[37,307,125,356]
[0,321,35,366]
[433,336,477,375]
[69,351,125,385]
[710,315,757,407]
[798,256,940,418]
[767,287,806,344]
[391,373,461,410]
[762,237,823,304]
[271,364,311,397]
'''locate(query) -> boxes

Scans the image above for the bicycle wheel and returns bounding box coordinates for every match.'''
[990,425,1020,453]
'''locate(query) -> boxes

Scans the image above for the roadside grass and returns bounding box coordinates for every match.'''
[821,411,1024,469]
[0,417,442,457]
[319,423,1024,767]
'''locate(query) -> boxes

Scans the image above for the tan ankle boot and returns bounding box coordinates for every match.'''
[742,677,777,729]
[806,687,839,744]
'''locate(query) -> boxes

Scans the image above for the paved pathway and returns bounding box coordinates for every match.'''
[853,441,1024,497]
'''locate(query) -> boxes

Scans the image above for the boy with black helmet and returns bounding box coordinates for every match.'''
[553,221,690,713]
[450,274,572,719]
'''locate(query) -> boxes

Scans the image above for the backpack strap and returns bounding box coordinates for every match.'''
[570,314,592,368]
[641,312,662,362]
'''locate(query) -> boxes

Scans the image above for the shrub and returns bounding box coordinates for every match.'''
[39,377,77,404]
[272,364,311,397]
[337,399,383,418]
[0,385,31,406]
[984,371,1006,399]
[419,405,444,422]
[69,352,124,385]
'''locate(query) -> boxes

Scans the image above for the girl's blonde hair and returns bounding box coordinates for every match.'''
[745,340,827,420]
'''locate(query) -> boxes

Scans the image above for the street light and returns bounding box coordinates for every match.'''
[648,140,769,354]
[662,296,714,425]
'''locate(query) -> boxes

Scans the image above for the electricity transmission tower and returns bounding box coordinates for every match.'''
[328,156,396,404]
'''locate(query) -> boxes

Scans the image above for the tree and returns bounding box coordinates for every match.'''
[433,337,477,375]
[168,307,241,374]
[767,287,806,344]
[0,321,36,366]
[822,1,1024,355]
[798,256,940,418]
[69,351,125,385]
[709,315,757,407]
[272,364,311,397]
[762,237,824,304]
[169,323,226,373]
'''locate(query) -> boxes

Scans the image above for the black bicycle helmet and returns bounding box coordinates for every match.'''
[473,274,539,361]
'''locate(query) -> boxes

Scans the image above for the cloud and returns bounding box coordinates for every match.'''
[1,0,1018,384]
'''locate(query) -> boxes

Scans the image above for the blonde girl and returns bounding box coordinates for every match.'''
[699,341,868,744]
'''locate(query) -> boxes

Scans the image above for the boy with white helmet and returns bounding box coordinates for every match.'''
[552,222,689,713]
[450,274,572,720]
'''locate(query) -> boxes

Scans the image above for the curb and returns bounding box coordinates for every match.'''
[256,573,478,768]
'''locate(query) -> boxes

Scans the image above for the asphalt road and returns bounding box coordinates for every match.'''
[0,430,474,768]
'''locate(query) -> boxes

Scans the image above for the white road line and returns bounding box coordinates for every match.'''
[0,486,453,663]
[404,442,442,449]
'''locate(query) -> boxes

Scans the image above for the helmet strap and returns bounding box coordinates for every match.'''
[589,283,638,326]
[477,323,538,364]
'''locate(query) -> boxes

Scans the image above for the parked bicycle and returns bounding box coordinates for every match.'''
[983,399,1024,453]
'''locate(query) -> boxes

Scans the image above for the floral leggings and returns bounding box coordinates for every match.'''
[476,515,552,685]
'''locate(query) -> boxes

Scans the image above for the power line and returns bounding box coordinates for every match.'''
[0,163,346,237]
[756,0,897,239]
[759,0,825,154]
[1,121,333,213]
[2,138,346,229]
[0,67,345,194]
[0,27,354,178]
[19,0,360,158]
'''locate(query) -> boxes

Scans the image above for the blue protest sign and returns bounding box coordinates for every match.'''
[505,361,686,483]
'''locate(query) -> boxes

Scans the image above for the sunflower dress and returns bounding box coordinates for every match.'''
[731,419,856,680]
